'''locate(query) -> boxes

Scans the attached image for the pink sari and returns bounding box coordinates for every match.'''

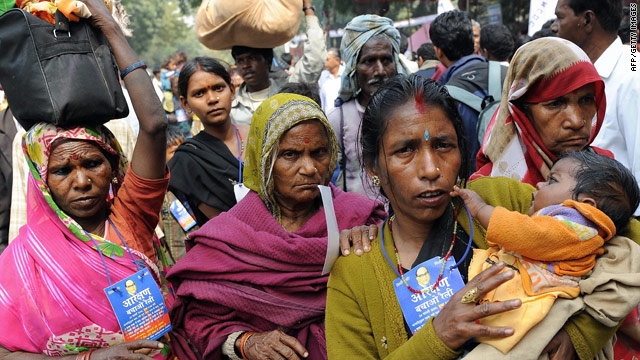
[0,177,152,355]
[0,123,169,357]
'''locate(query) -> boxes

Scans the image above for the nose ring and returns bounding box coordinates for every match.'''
[87,178,92,183]
[436,167,440,173]
[216,96,220,100]
[314,167,318,173]
[582,119,586,126]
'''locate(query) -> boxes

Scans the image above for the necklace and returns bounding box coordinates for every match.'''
[232,124,244,160]
[389,204,458,295]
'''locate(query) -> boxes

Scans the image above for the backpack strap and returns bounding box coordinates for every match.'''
[487,61,502,102]
[445,85,483,112]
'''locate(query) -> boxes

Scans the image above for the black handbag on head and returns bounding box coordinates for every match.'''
[0,9,128,130]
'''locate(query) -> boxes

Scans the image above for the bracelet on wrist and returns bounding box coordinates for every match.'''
[240,331,257,360]
[302,5,315,12]
[120,61,147,80]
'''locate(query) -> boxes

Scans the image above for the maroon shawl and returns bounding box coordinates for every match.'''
[167,184,385,359]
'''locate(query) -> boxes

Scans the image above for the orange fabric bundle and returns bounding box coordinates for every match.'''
[19,0,112,24]
[468,200,616,353]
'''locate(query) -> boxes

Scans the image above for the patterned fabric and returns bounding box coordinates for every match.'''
[337,14,410,103]
[473,38,610,186]
[9,119,136,243]
[243,93,339,221]
[0,122,171,358]
[21,123,129,256]
[468,199,616,354]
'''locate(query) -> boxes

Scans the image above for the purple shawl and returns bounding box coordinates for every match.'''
[167,184,385,359]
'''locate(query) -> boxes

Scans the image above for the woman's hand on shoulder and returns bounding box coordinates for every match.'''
[432,262,522,350]
[243,330,308,360]
[339,225,378,256]
[91,340,164,360]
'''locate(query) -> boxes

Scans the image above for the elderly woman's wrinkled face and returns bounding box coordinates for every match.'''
[47,139,114,225]
[272,120,331,209]
[525,83,596,156]
[373,100,461,226]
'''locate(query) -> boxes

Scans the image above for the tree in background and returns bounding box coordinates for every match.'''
[122,0,232,69]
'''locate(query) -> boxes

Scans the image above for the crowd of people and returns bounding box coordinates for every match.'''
[0,0,639,359]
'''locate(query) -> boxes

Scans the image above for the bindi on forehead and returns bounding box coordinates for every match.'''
[50,140,105,162]
[414,88,426,114]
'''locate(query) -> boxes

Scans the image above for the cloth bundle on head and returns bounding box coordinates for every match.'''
[194,0,301,50]
[473,37,611,185]
[337,14,410,103]
[243,93,339,221]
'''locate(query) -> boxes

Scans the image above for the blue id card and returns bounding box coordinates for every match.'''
[393,256,465,334]
[170,199,196,231]
[176,109,188,122]
[105,269,172,341]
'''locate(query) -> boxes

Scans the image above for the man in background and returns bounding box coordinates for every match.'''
[318,48,344,113]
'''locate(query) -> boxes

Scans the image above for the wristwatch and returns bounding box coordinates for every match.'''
[303,5,316,12]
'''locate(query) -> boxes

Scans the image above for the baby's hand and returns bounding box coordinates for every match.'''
[450,186,487,218]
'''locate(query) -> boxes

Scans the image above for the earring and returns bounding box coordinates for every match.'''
[112,177,118,184]
[371,175,381,187]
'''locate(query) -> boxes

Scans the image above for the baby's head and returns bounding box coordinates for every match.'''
[530,152,640,232]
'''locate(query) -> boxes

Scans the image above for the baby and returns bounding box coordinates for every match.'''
[452,151,640,354]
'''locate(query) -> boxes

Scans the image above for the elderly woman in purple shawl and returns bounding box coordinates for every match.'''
[167,93,386,360]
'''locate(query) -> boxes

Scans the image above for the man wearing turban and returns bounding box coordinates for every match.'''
[327,14,409,198]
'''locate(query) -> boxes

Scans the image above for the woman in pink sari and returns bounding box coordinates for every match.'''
[0,0,171,358]
[167,93,386,360]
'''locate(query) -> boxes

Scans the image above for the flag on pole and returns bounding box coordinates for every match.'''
[438,0,455,14]
[528,0,558,36]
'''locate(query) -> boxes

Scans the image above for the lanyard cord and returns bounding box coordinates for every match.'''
[232,125,244,183]
[84,219,146,287]
[381,201,474,276]
[107,218,146,270]
[85,231,115,286]
[453,201,474,270]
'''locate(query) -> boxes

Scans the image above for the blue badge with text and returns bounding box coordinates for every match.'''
[393,256,465,334]
[170,198,197,231]
[105,269,172,341]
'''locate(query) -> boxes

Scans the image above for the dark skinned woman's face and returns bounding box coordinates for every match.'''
[47,140,114,224]
[370,100,461,226]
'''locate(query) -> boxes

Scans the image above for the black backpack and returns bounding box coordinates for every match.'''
[445,61,503,144]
